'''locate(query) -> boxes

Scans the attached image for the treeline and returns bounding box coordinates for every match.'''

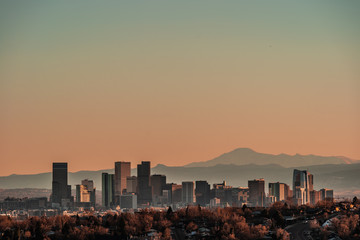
[1,206,271,240]
[0,200,359,240]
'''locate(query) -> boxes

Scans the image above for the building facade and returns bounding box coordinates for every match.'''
[195,181,210,206]
[126,176,137,194]
[137,161,152,205]
[269,182,289,202]
[120,194,137,209]
[102,173,115,208]
[76,179,96,207]
[320,188,334,201]
[310,190,321,205]
[182,181,195,204]
[114,162,131,203]
[248,179,265,207]
[293,169,312,205]
[151,174,166,205]
[51,163,72,207]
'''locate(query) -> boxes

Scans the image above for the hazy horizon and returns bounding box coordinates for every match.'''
[1,1,359,176]
[0,147,359,177]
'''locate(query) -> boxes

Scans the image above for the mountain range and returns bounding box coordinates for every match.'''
[185,148,358,168]
[1,148,359,197]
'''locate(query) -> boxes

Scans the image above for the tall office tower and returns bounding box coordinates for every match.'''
[310,190,321,205]
[269,182,289,202]
[212,181,232,204]
[284,184,291,201]
[76,184,90,202]
[308,174,314,191]
[81,179,96,206]
[293,169,311,205]
[102,173,115,208]
[51,162,71,206]
[248,179,265,207]
[164,183,182,204]
[137,161,152,205]
[114,162,131,203]
[126,176,137,193]
[151,174,166,205]
[182,181,195,204]
[195,181,210,206]
[320,188,334,201]
[76,179,96,207]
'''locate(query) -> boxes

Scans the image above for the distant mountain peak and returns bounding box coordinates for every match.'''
[154,164,167,168]
[185,147,357,168]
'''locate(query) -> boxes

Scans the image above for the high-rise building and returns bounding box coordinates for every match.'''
[76,184,90,203]
[269,182,289,202]
[284,184,291,201]
[137,161,152,205]
[293,169,311,205]
[151,174,166,205]
[195,181,210,206]
[114,162,131,203]
[78,179,96,206]
[308,174,314,191]
[102,173,115,208]
[236,187,249,206]
[248,179,265,207]
[310,190,321,205]
[164,183,182,204]
[211,181,232,205]
[120,193,137,209]
[126,176,137,194]
[182,181,195,204]
[51,163,71,207]
[320,188,334,201]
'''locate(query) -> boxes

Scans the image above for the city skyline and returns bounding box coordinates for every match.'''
[1,1,359,239]
[1,1,360,176]
[49,160,335,209]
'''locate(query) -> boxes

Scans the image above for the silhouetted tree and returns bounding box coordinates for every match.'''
[242,204,247,212]
[166,206,173,219]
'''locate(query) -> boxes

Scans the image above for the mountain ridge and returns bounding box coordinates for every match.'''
[184,147,358,168]
[1,148,359,196]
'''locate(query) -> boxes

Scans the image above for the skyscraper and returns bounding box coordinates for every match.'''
[51,162,71,206]
[269,182,289,202]
[76,184,90,203]
[151,174,166,205]
[310,190,321,205]
[293,169,311,205]
[195,181,210,206]
[164,183,182,204]
[137,161,152,205]
[126,176,137,194]
[114,161,131,203]
[102,173,115,208]
[182,181,195,204]
[320,188,334,201]
[308,174,314,191]
[248,179,265,207]
[81,179,96,206]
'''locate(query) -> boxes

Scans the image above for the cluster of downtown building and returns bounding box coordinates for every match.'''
[49,161,334,211]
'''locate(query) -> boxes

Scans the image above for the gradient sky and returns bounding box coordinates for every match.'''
[1,1,359,176]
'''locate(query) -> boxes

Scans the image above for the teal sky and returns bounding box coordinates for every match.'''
[0,1,359,175]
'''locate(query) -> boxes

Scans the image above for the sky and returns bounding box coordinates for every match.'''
[0,1,359,176]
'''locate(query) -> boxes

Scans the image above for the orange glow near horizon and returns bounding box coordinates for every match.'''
[0,1,359,176]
